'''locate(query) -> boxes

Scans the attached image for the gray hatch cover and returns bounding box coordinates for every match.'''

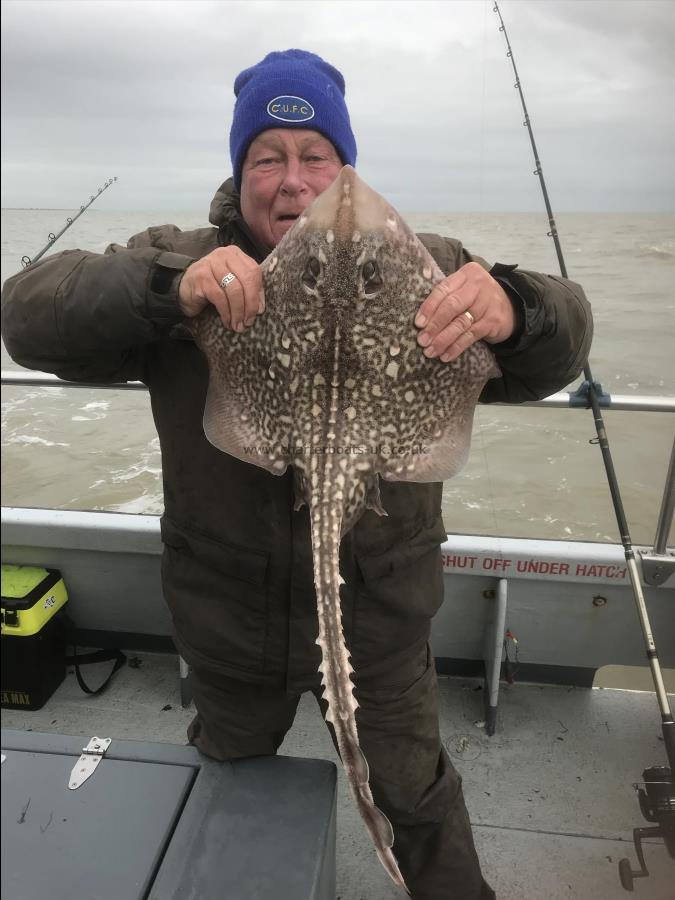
[1,746,194,900]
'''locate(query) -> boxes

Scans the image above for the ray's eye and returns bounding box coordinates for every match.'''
[302,256,321,290]
[362,260,383,296]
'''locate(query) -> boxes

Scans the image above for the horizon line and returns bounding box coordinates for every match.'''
[3,207,674,215]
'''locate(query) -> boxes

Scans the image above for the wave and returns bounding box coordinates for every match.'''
[5,434,70,448]
[636,244,673,260]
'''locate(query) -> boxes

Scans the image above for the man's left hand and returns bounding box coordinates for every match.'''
[415,262,515,362]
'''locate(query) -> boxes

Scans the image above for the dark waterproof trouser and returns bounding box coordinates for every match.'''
[187,644,495,900]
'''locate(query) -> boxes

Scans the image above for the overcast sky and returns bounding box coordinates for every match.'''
[2,0,674,212]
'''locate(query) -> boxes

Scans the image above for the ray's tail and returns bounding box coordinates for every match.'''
[309,498,410,894]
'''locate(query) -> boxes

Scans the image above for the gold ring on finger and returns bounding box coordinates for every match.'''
[463,310,475,327]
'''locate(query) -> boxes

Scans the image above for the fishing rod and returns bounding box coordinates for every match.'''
[492,0,674,889]
[21,177,118,269]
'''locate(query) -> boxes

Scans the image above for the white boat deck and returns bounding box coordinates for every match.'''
[2,651,673,899]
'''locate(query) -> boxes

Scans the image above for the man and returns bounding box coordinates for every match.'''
[1,50,592,900]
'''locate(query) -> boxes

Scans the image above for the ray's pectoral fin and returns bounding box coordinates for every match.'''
[384,407,476,484]
[188,309,291,477]
[383,346,500,485]
[202,373,291,476]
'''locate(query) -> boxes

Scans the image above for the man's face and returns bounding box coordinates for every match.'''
[240,129,343,249]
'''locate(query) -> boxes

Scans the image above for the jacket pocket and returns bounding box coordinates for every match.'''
[160,516,268,585]
[159,516,270,674]
[348,516,446,679]
[355,515,448,581]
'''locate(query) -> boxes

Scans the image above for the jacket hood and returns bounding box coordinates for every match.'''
[209,177,270,262]
[209,177,241,229]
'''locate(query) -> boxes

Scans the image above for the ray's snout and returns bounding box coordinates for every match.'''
[303,165,398,240]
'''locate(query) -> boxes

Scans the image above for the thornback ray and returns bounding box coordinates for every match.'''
[188,165,500,893]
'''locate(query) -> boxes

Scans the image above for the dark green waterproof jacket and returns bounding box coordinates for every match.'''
[1,178,592,691]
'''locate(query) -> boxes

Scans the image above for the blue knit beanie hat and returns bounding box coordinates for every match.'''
[230,49,357,190]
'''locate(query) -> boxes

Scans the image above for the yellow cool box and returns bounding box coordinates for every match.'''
[1,565,69,710]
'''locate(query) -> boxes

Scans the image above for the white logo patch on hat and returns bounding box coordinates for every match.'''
[267,96,315,123]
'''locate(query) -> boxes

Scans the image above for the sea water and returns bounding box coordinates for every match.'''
[2,207,674,547]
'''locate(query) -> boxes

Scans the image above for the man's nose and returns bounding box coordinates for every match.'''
[279,159,306,196]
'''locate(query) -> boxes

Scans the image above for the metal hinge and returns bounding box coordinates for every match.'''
[68,737,111,790]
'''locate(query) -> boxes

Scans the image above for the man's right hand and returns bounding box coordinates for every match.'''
[178,246,264,332]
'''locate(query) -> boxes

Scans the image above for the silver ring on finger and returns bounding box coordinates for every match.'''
[463,310,475,328]
[220,272,237,290]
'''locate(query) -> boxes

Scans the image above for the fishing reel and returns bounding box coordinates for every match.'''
[618,765,675,891]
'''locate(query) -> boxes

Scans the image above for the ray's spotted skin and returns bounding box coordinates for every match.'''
[188,166,499,892]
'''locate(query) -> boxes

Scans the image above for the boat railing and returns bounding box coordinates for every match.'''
[3,369,675,412]
[2,369,674,582]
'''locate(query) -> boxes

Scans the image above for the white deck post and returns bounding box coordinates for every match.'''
[483,578,508,736]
